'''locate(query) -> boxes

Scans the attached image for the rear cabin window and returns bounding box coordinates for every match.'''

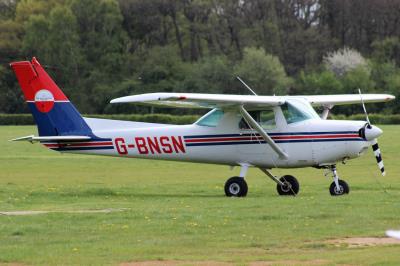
[196,109,224,127]
[239,109,276,130]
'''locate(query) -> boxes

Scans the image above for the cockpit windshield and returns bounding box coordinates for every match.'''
[281,99,320,124]
[196,109,224,127]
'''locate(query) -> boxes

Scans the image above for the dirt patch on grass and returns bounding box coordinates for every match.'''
[121,260,329,266]
[249,259,328,265]
[121,261,231,266]
[327,237,400,248]
[0,208,128,216]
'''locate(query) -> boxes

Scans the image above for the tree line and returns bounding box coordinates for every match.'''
[0,0,399,115]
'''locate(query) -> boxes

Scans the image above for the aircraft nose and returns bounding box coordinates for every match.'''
[362,125,383,141]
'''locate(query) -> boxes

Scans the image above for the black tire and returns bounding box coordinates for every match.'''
[276,175,299,196]
[329,180,350,196]
[224,176,248,197]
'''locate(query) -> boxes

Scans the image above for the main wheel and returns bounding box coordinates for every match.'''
[276,175,299,196]
[224,176,248,197]
[329,180,349,196]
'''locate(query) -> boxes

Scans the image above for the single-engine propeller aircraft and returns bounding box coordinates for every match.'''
[10,58,395,197]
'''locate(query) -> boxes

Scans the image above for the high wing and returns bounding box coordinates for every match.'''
[110,93,285,109]
[110,92,394,109]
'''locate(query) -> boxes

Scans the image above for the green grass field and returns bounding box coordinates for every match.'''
[1,126,400,265]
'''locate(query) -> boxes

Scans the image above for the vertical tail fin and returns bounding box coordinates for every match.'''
[10,58,92,137]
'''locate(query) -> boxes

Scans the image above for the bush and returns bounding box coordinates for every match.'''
[235,47,291,95]
[296,70,342,95]
[324,47,369,77]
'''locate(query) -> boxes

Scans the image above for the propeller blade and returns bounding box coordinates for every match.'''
[358,89,385,176]
[371,139,385,176]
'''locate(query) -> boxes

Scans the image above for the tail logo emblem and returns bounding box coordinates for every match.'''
[34,89,54,113]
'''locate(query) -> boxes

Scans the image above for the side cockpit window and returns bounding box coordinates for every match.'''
[196,109,224,127]
[239,109,276,130]
[281,99,320,124]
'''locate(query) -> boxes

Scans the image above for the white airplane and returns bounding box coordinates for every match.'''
[386,230,400,240]
[10,58,395,197]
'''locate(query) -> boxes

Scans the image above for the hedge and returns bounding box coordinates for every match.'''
[0,113,200,125]
[1,113,400,125]
[330,114,400,124]
[85,114,199,125]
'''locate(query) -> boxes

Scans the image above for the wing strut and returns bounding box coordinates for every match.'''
[321,104,334,120]
[239,106,288,159]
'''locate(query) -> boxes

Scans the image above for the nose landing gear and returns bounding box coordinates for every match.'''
[327,165,349,196]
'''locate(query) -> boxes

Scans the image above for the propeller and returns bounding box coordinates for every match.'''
[358,89,386,176]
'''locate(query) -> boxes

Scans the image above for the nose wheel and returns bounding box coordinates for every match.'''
[329,180,349,196]
[327,165,350,196]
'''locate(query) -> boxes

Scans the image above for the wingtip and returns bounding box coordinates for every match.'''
[110,97,123,104]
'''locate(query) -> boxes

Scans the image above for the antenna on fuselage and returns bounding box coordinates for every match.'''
[236,76,258,96]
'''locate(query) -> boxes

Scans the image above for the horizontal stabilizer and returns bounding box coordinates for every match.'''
[10,135,91,142]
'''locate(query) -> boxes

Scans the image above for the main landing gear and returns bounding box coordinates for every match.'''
[260,168,299,196]
[224,176,248,197]
[224,164,249,197]
[327,165,349,196]
[224,164,300,197]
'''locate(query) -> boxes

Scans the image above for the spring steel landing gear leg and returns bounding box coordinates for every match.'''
[259,168,299,196]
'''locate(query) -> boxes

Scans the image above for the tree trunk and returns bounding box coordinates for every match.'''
[170,11,185,61]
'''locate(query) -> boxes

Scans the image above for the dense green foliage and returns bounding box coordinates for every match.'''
[0,0,399,114]
[1,126,400,264]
